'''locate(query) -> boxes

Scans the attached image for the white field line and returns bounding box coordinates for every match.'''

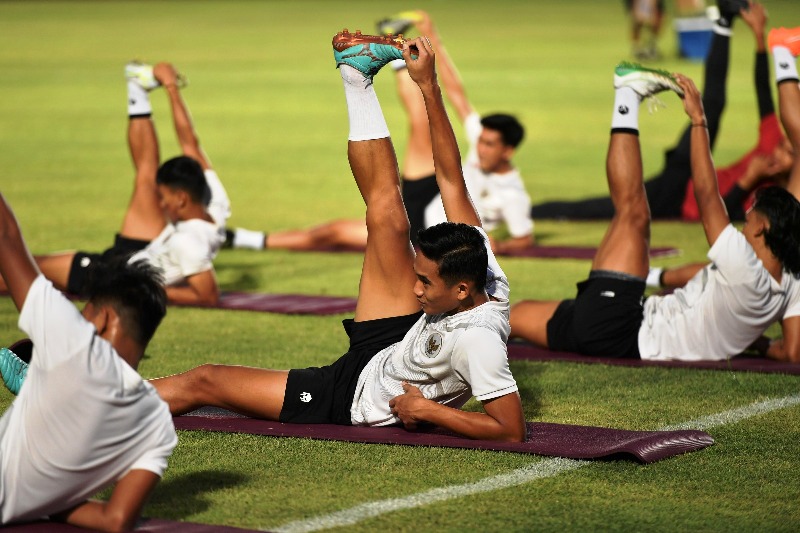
[267,393,800,533]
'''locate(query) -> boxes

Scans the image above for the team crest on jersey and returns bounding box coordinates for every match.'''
[425,332,443,357]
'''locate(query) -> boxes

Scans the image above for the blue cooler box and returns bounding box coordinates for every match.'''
[674,16,713,60]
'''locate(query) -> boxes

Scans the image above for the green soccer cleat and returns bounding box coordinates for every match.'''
[376,10,423,36]
[125,61,188,91]
[0,339,32,396]
[614,61,684,100]
[333,29,416,80]
[125,61,160,91]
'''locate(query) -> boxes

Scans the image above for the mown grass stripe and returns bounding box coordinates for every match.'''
[268,393,800,532]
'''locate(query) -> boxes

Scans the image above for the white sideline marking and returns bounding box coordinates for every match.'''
[267,393,800,533]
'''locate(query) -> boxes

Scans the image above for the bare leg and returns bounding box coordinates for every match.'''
[119,117,165,240]
[349,138,420,321]
[266,219,368,250]
[395,68,435,180]
[509,300,562,347]
[151,364,289,418]
[591,132,650,278]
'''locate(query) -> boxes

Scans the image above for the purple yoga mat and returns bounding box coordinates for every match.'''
[299,244,679,260]
[175,407,713,464]
[2,518,260,532]
[182,291,357,315]
[507,342,800,375]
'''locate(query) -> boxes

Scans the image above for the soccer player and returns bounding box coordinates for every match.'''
[151,31,526,442]
[510,63,800,363]
[0,61,230,306]
[226,11,533,253]
[531,1,794,222]
[0,192,176,531]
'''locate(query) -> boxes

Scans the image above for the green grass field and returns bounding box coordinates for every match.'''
[2,1,800,531]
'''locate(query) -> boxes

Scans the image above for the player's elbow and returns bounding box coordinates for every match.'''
[505,421,527,443]
[101,509,138,533]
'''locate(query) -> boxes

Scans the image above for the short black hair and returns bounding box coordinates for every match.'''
[480,114,525,148]
[753,186,800,277]
[417,222,488,289]
[84,257,167,346]
[156,155,211,206]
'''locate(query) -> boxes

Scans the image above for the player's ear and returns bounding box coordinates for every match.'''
[455,280,470,301]
[82,301,109,335]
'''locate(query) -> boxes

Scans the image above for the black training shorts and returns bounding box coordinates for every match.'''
[546,272,645,359]
[67,234,149,295]
[280,311,423,425]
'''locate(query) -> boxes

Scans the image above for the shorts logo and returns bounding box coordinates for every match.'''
[80,257,92,268]
[600,290,616,298]
[299,392,312,403]
[425,332,443,358]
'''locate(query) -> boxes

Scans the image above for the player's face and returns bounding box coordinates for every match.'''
[157,184,183,223]
[476,128,513,173]
[413,252,463,315]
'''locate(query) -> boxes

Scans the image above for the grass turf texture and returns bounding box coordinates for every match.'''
[1,0,800,530]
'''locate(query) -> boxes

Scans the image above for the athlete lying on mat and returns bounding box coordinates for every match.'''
[151,31,526,442]
[510,54,800,364]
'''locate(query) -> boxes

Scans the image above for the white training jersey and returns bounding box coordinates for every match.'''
[638,224,800,361]
[204,169,231,228]
[0,276,177,524]
[350,228,517,426]
[424,112,534,237]
[129,218,223,286]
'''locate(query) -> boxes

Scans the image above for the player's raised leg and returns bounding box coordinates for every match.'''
[333,30,420,321]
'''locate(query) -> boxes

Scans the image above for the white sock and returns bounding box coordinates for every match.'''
[127,80,152,117]
[773,46,799,83]
[233,228,266,250]
[389,58,407,71]
[646,267,664,288]
[339,65,390,141]
[611,86,641,131]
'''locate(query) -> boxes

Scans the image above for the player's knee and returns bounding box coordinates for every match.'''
[190,364,223,400]
[365,201,409,237]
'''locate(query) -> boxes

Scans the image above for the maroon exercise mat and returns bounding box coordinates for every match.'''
[1,290,356,316]
[189,291,356,315]
[298,244,679,260]
[174,407,713,464]
[507,342,800,375]
[2,518,260,532]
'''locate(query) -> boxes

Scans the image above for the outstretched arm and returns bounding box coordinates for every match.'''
[675,74,730,245]
[389,383,526,442]
[403,37,481,227]
[165,269,219,306]
[53,470,160,533]
[154,63,211,170]
[0,193,39,311]
[415,12,474,123]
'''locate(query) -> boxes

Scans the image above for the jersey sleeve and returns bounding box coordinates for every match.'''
[497,177,534,237]
[127,420,178,477]
[451,327,517,402]
[204,169,231,228]
[706,224,763,285]
[167,232,214,281]
[475,227,510,301]
[18,275,95,371]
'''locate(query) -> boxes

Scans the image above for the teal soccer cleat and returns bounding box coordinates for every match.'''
[333,29,417,80]
[0,339,32,396]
